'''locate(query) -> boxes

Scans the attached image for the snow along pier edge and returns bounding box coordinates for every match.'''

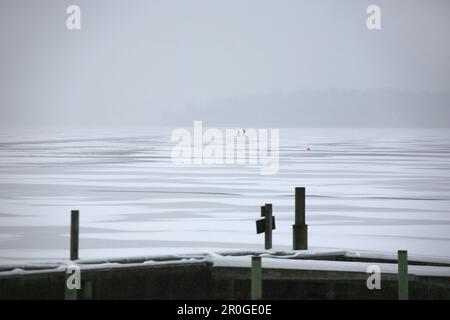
[1,250,450,299]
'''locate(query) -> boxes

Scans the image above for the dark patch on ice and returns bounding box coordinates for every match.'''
[75,239,292,250]
[0,135,166,147]
[299,194,449,201]
[0,213,33,218]
[88,189,241,196]
[358,234,450,241]
[0,226,128,250]
[307,205,447,214]
[106,212,212,222]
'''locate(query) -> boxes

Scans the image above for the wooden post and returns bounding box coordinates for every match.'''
[251,256,262,300]
[64,269,78,300]
[398,250,409,300]
[83,280,93,300]
[293,187,308,250]
[264,204,272,250]
[295,187,305,225]
[70,210,79,261]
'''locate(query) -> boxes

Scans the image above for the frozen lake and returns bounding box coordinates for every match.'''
[0,127,449,263]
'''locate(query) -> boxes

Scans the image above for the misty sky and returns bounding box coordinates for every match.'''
[0,0,449,128]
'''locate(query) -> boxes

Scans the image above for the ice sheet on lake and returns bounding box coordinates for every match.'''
[0,128,449,264]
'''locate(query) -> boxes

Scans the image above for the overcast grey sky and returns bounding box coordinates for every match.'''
[1,0,449,128]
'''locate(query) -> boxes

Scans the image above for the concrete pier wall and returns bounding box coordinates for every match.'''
[1,261,449,299]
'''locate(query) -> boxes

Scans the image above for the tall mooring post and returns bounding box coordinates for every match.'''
[398,250,409,300]
[70,210,79,261]
[293,187,308,250]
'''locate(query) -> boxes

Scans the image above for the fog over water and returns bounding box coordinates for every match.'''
[1,0,449,128]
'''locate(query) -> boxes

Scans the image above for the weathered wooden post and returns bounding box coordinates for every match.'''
[83,280,93,300]
[398,250,409,300]
[293,187,308,250]
[70,210,79,261]
[251,256,262,300]
[64,267,78,300]
[256,205,275,250]
[64,279,78,300]
[264,204,272,250]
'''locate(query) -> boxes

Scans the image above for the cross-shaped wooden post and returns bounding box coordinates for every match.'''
[256,204,275,250]
[264,204,272,250]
